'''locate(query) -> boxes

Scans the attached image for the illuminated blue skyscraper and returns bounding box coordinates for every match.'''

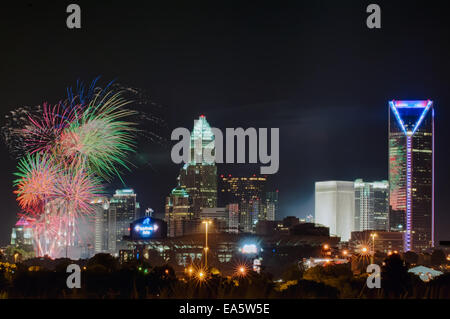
[389,100,434,252]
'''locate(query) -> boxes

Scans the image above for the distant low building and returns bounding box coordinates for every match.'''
[289,223,329,237]
[349,230,403,254]
[283,216,300,228]
[200,207,228,232]
[123,231,341,269]
[255,220,280,236]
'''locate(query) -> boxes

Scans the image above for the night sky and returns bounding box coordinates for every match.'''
[1,0,449,245]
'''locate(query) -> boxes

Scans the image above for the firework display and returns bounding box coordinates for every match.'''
[10,80,137,258]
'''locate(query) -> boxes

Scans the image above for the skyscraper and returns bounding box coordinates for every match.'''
[108,189,138,254]
[10,217,33,248]
[218,174,266,206]
[226,203,239,233]
[315,181,355,241]
[92,197,110,254]
[265,191,279,221]
[389,100,434,252]
[354,179,389,232]
[164,185,192,237]
[238,200,260,233]
[179,115,217,217]
[218,174,268,232]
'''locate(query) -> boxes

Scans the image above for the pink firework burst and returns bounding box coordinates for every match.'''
[22,102,81,155]
[53,169,103,217]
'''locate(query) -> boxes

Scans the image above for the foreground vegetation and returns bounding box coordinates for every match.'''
[0,253,449,299]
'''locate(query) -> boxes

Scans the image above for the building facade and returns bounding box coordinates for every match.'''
[350,230,404,254]
[315,181,355,241]
[92,197,110,254]
[10,217,33,248]
[226,203,239,233]
[219,174,266,206]
[389,100,434,252]
[165,185,192,237]
[219,174,274,233]
[265,191,279,221]
[199,207,228,232]
[108,189,138,255]
[354,179,389,232]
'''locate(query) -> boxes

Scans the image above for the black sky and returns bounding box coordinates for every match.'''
[0,0,449,245]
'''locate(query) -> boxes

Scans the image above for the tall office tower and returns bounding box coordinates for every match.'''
[354,179,389,231]
[226,203,239,233]
[236,199,261,233]
[315,181,355,241]
[165,185,192,237]
[218,174,267,206]
[219,174,267,232]
[179,115,217,217]
[92,197,110,254]
[108,189,138,254]
[373,181,390,231]
[238,200,253,233]
[389,100,434,252]
[265,190,279,221]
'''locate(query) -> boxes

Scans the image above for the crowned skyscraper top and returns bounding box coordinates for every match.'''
[389,100,434,252]
[189,114,215,165]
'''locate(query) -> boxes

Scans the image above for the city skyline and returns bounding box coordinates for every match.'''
[1,1,450,248]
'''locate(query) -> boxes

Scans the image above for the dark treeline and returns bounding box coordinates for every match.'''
[0,253,449,299]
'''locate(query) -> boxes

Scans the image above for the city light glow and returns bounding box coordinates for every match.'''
[240,244,258,254]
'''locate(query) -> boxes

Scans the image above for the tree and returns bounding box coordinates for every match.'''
[303,263,358,298]
[281,263,304,281]
[381,254,412,298]
[430,249,446,266]
[87,253,119,271]
[279,279,339,298]
[3,245,34,262]
[403,251,419,265]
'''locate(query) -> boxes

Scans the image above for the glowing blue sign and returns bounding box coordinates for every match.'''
[134,217,158,237]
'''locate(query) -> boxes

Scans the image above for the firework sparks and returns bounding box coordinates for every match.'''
[13,153,58,214]
[8,79,146,258]
[22,102,80,155]
[53,169,103,216]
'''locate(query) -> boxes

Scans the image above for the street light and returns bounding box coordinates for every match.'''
[202,220,212,269]
[370,233,377,263]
